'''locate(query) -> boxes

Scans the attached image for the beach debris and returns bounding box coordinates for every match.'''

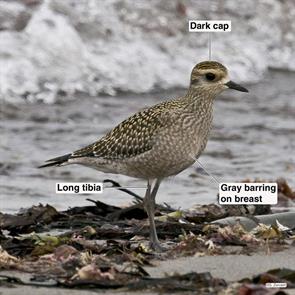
[73,264,116,281]
[277,178,295,200]
[236,268,295,293]
[263,268,295,286]
[186,203,228,223]
[155,210,183,222]
[0,246,18,268]
[236,283,287,294]
[211,223,259,246]
[251,220,292,254]
[0,204,60,234]
[187,203,272,224]
[276,178,295,208]
[240,178,295,209]
[0,179,294,292]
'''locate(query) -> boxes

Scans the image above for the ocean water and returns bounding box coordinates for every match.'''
[0,0,295,103]
[1,70,294,213]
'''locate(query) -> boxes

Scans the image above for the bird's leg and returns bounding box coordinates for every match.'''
[143,179,163,251]
[143,180,156,245]
[150,178,161,213]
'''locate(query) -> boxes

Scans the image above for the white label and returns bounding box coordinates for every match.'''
[189,20,231,32]
[265,282,287,288]
[56,182,103,194]
[219,183,277,205]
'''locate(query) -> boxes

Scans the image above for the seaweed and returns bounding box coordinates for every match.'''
[0,178,294,293]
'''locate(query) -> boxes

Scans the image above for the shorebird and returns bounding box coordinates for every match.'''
[39,61,248,251]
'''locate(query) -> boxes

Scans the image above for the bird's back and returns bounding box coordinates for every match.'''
[71,98,186,161]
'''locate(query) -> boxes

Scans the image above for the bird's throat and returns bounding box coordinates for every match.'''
[184,88,215,114]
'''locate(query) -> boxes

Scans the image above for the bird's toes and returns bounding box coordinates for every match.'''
[149,241,168,253]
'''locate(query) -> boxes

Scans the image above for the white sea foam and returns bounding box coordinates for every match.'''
[0,0,294,103]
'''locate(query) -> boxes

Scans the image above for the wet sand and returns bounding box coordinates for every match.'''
[146,247,295,282]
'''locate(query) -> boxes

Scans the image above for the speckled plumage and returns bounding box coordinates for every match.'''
[40,61,248,250]
[67,95,213,179]
[72,100,183,160]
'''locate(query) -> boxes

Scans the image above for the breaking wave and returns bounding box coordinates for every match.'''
[0,0,294,103]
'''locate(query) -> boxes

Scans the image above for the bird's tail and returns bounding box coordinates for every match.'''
[38,153,72,168]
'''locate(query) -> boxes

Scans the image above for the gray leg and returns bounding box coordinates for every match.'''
[143,179,162,251]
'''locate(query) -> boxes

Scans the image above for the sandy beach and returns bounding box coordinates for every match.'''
[1,248,295,294]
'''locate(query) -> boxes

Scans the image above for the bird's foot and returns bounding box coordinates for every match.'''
[149,241,168,252]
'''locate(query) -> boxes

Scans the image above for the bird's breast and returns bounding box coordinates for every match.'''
[113,109,214,179]
[141,112,213,176]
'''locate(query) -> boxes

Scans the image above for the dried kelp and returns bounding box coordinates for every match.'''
[0,178,294,293]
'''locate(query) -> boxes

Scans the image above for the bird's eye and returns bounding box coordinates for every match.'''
[205,73,216,81]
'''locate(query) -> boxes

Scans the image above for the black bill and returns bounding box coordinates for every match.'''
[225,81,249,92]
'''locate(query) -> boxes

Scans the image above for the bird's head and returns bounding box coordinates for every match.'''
[190,61,248,95]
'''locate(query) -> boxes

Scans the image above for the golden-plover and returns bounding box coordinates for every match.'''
[39,61,248,251]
